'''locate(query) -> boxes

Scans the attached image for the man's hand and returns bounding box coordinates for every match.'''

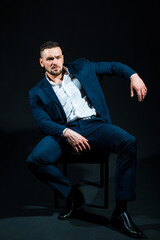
[130,73,147,102]
[64,128,91,153]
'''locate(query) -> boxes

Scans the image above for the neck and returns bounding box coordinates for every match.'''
[46,70,65,84]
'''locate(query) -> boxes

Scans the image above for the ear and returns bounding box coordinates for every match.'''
[39,58,44,67]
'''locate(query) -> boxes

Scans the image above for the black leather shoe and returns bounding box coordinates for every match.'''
[58,188,85,220]
[111,211,143,238]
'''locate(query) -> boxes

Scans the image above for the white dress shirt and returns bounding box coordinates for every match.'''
[46,68,96,123]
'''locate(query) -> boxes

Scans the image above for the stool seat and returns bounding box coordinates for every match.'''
[55,149,109,208]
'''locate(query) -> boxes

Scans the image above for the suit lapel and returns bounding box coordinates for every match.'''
[41,77,67,120]
[67,63,96,103]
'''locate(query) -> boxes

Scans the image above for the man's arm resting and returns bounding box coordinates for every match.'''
[90,61,136,80]
[90,60,147,102]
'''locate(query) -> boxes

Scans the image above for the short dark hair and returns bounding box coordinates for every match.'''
[40,41,61,57]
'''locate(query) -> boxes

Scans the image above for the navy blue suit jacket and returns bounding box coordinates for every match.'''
[29,58,136,141]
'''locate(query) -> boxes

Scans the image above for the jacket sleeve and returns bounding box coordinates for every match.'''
[29,90,66,141]
[89,61,136,80]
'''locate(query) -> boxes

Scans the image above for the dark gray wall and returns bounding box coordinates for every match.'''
[0,1,159,180]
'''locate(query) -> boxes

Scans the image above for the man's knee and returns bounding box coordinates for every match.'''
[26,152,38,171]
[123,134,137,153]
[26,136,63,167]
[26,142,49,170]
[26,150,52,175]
[127,134,137,146]
[117,132,136,152]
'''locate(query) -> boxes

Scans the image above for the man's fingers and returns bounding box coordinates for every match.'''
[137,88,147,102]
[131,86,134,97]
[74,146,80,153]
[75,139,91,152]
[131,87,147,101]
[65,129,91,152]
[78,144,83,152]
[142,88,147,97]
[86,140,91,150]
[81,140,91,151]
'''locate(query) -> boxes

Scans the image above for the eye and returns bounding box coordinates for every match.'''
[47,57,54,61]
[56,55,62,60]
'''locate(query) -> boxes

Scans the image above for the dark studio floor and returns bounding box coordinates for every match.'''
[0,130,160,240]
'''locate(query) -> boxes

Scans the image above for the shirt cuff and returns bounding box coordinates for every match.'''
[62,128,68,136]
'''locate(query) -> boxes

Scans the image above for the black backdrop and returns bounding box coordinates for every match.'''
[0,0,160,215]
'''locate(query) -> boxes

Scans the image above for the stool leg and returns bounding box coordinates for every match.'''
[54,192,59,208]
[104,158,109,208]
[100,163,104,187]
[63,162,67,176]
[54,162,59,208]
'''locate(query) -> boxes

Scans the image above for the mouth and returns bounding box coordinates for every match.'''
[49,66,62,76]
[52,65,59,70]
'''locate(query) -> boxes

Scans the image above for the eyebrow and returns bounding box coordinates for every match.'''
[46,55,62,59]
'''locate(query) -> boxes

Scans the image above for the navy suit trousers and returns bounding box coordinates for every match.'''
[27,117,137,201]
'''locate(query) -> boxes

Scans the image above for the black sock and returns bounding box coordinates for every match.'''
[113,200,128,215]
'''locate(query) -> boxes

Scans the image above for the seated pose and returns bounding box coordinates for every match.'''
[27,41,147,238]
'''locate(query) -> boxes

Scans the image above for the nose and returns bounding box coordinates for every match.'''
[52,58,58,65]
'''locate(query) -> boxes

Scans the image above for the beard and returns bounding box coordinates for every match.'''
[49,65,63,76]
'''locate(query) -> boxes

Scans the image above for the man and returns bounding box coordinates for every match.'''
[27,41,147,238]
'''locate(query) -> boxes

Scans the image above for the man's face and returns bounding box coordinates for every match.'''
[40,47,64,76]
